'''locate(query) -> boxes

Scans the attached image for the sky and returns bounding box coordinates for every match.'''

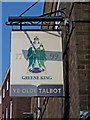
[1,1,44,84]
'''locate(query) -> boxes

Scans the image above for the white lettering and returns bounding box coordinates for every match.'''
[13,89,20,93]
[53,88,57,93]
[38,88,62,94]
[22,89,26,93]
[58,89,61,93]
[39,89,42,93]
[22,88,37,94]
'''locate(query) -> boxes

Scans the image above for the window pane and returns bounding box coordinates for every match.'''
[6,80,9,91]
[6,107,8,119]
[3,89,5,98]
[10,101,12,119]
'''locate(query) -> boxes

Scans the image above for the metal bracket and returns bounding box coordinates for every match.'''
[6,16,65,31]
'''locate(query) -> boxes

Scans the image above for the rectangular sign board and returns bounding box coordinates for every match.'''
[10,31,64,96]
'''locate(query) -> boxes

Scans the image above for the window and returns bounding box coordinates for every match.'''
[0,95,1,104]
[6,107,8,119]
[10,100,13,119]
[6,79,9,91]
[55,0,61,30]
[2,112,4,119]
[3,88,5,98]
[56,0,61,16]
[37,97,40,119]
[23,113,33,120]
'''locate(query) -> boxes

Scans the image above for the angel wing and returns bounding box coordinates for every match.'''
[36,48,46,69]
[22,48,34,68]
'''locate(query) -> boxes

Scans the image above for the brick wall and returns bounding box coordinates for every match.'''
[61,2,90,117]
[41,2,90,119]
[12,97,31,119]
[2,70,10,119]
[0,104,2,119]
[2,69,32,119]
[73,3,90,111]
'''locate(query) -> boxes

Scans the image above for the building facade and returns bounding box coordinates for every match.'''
[1,67,32,119]
[61,2,90,118]
[39,1,90,119]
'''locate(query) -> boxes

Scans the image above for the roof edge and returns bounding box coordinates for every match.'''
[1,66,10,89]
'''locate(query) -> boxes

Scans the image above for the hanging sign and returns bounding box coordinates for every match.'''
[10,31,64,96]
